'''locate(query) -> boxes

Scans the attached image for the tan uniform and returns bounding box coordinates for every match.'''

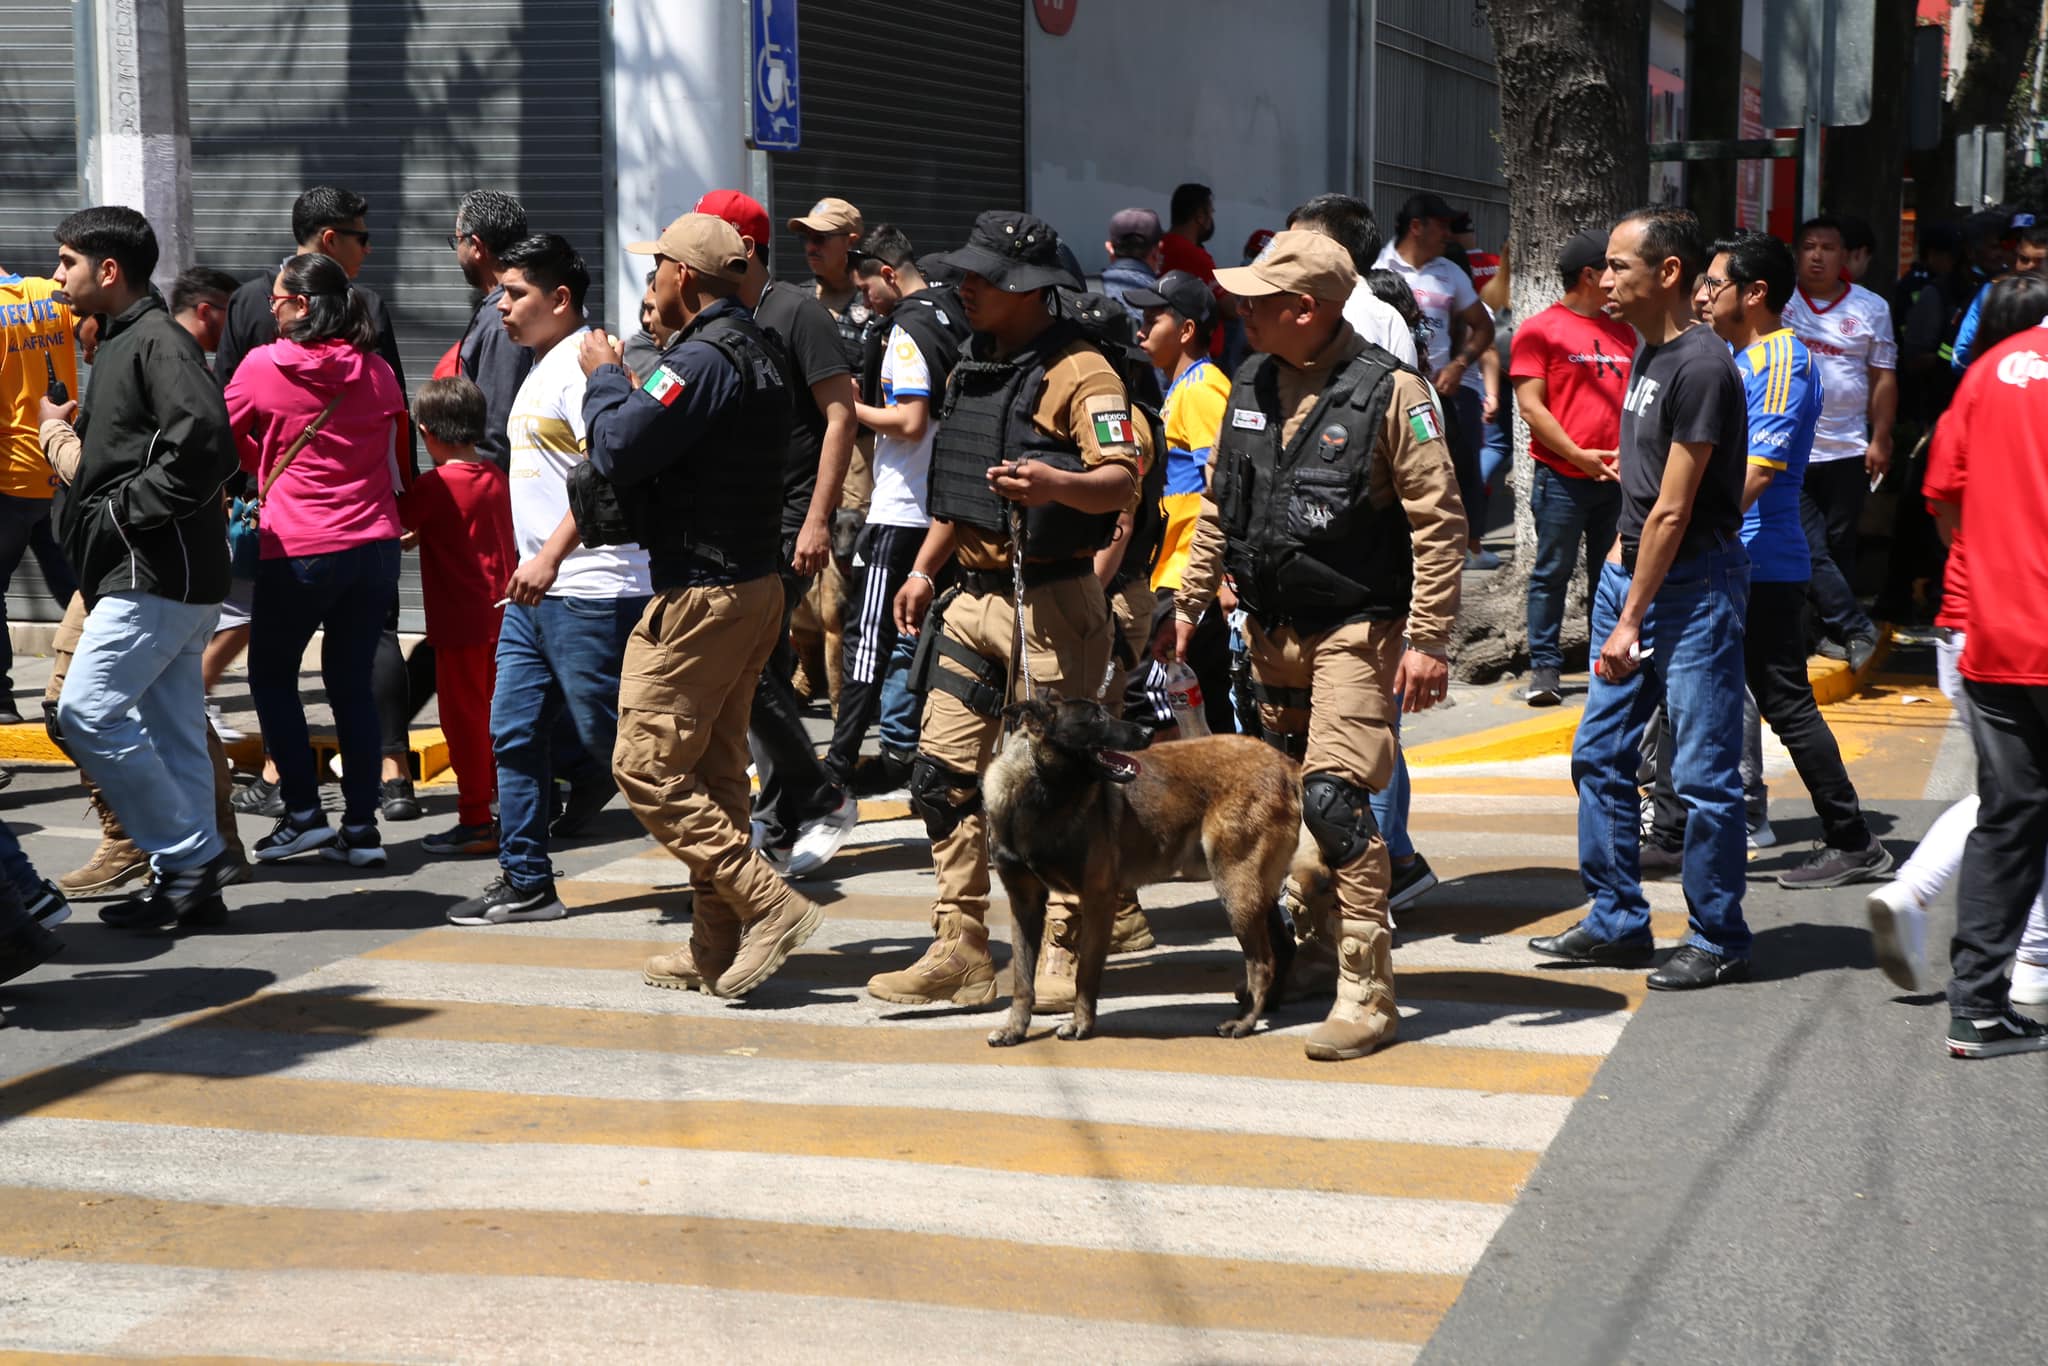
[866,337,1141,1005]
[1176,323,1466,1059]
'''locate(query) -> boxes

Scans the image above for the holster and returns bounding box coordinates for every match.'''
[906,586,961,698]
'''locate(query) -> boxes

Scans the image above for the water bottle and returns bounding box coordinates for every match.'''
[1164,661,1210,737]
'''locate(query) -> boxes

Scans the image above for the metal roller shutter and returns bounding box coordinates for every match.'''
[769,0,1026,276]
[180,0,609,630]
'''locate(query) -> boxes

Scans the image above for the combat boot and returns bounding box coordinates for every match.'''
[868,910,998,1006]
[1278,876,1340,1002]
[1109,895,1155,953]
[1304,916,1399,1061]
[59,789,148,897]
[644,913,741,994]
[1033,902,1081,1014]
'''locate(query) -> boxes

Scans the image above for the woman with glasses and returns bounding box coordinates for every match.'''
[223,252,407,869]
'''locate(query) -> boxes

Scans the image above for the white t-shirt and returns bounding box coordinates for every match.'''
[1343,281,1421,369]
[506,326,653,598]
[1372,244,1478,379]
[1784,282,1896,465]
[866,324,937,529]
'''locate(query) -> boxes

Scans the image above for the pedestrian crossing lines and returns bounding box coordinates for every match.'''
[0,774,1665,1361]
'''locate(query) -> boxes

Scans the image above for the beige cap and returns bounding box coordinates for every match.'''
[1213,229,1358,302]
[626,213,749,285]
[787,196,864,236]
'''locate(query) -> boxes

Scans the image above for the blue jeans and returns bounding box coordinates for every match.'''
[493,593,647,889]
[877,634,920,753]
[1572,544,1753,957]
[250,540,402,827]
[1526,464,1623,672]
[0,491,78,693]
[1481,393,1513,492]
[1369,718,1414,861]
[58,590,223,872]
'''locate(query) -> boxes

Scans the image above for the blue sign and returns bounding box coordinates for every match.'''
[751,0,801,152]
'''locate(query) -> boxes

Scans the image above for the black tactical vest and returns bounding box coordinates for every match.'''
[859,288,970,407]
[1211,346,1414,632]
[641,311,793,580]
[1117,399,1169,586]
[926,323,1121,560]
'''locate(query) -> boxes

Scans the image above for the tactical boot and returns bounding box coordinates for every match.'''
[715,893,823,998]
[58,789,148,897]
[1304,916,1399,1061]
[1109,896,1156,954]
[1034,900,1081,1014]
[868,910,998,1007]
[645,885,742,992]
[1277,877,1340,1002]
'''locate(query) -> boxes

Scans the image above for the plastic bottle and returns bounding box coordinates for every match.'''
[1164,660,1210,737]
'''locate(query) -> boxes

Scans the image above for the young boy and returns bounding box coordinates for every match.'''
[402,376,516,855]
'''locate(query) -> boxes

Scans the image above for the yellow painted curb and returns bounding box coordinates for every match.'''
[0,723,451,781]
[1406,708,1583,767]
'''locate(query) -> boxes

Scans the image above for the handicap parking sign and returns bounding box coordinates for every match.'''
[751,0,801,152]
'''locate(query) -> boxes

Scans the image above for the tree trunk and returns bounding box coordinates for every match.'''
[1687,0,1744,239]
[1916,0,2046,225]
[1459,1,1648,682]
[1822,0,1918,283]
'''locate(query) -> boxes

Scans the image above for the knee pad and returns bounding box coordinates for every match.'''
[42,697,72,760]
[907,755,981,841]
[1302,772,1380,868]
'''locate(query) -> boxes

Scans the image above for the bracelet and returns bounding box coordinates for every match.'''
[907,570,936,586]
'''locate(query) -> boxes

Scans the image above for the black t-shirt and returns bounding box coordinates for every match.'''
[753,281,853,536]
[1618,322,1747,562]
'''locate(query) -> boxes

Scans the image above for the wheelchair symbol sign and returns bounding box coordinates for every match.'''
[751,0,801,151]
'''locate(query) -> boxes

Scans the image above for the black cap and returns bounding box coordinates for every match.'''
[1920,221,1963,256]
[1060,289,1137,348]
[937,210,1081,293]
[1121,269,1216,324]
[1558,228,1609,280]
[1398,192,1458,228]
[1450,211,1475,235]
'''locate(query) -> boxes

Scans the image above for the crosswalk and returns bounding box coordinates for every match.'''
[0,760,1678,1361]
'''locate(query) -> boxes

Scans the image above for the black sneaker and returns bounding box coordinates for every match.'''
[851,746,917,796]
[1776,838,1894,890]
[447,875,566,926]
[422,821,499,856]
[254,813,334,862]
[550,778,614,839]
[1647,943,1752,991]
[231,778,286,818]
[154,846,248,921]
[1947,1011,2048,1059]
[99,884,176,931]
[1389,854,1438,911]
[322,823,387,868]
[0,917,62,985]
[1526,667,1563,707]
[1638,841,1682,879]
[379,777,423,822]
[23,879,71,929]
[1846,633,1879,674]
[0,699,24,727]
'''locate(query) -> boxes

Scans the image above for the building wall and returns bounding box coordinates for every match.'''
[1372,1,1507,249]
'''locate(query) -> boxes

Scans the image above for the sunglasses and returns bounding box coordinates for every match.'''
[330,227,371,246]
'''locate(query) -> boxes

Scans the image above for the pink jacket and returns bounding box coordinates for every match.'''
[225,338,406,558]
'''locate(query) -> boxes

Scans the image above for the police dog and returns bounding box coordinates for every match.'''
[983,696,1307,1045]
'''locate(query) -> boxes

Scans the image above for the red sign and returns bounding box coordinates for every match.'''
[1034,0,1077,37]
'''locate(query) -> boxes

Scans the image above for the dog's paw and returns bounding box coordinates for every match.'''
[1217,1017,1259,1039]
[986,1025,1026,1048]
[1054,1019,1094,1041]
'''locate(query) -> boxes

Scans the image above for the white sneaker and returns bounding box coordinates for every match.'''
[328,752,345,779]
[207,702,245,744]
[1866,881,1929,994]
[784,790,858,878]
[2011,959,2048,1006]
[1748,817,1777,850]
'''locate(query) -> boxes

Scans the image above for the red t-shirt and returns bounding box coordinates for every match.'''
[1508,302,1636,478]
[1468,250,1502,291]
[1924,324,2048,683]
[398,458,516,649]
[1159,231,1226,359]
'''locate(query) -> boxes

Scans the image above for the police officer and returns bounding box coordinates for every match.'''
[868,211,1143,1007]
[1173,230,1467,1061]
[577,213,820,999]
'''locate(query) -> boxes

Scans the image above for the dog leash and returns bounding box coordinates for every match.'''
[1008,500,1033,707]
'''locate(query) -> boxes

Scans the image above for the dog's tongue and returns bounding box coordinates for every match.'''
[1091,749,1142,783]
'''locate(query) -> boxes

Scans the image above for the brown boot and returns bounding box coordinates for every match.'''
[1033,900,1080,1014]
[868,910,998,1006]
[644,895,741,993]
[714,891,823,999]
[58,787,149,897]
[1109,896,1155,953]
[1304,916,1399,1061]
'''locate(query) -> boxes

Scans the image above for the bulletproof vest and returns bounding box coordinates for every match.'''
[926,321,1120,560]
[860,288,970,406]
[640,311,793,575]
[1117,398,1169,585]
[1210,346,1414,632]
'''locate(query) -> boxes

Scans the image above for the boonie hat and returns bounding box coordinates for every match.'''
[626,213,749,286]
[694,189,772,249]
[1213,230,1357,302]
[1557,228,1609,280]
[1122,269,1216,324]
[789,196,864,236]
[937,211,1082,293]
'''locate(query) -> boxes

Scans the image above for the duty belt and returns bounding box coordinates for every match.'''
[957,557,1093,597]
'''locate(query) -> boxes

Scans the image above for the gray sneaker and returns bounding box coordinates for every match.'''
[1777,837,1894,890]
[1526,667,1563,707]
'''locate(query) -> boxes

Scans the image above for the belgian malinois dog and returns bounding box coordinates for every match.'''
[983,696,1312,1045]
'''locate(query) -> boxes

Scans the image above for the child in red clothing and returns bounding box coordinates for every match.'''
[402,378,516,854]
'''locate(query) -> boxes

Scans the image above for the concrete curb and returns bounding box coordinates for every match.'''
[0,723,452,781]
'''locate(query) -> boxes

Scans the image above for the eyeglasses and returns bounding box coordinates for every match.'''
[446,233,470,252]
[1699,275,1736,296]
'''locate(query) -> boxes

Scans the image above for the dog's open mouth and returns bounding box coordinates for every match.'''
[1090,749,1142,784]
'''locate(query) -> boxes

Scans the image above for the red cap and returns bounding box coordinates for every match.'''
[692,189,772,252]
[1241,228,1276,265]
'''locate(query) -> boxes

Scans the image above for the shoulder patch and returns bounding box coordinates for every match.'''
[1231,409,1268,431]
[642,365,685,407]
[1405,401,1442,444]
[1091,407,1133,445]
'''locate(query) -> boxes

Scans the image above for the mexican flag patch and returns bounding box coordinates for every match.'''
[1406,401,1442,444]
[1092,409,1133,445]
[642,365,685,407]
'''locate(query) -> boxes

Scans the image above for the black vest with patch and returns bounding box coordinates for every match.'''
[1211,346,1414,632]
[926,322,1120,561]
[859,287,970,406]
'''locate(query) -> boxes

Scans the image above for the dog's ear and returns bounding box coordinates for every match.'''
[1002,698,1050,737]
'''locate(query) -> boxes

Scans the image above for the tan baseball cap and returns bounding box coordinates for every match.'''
[788,196,864,235]
[1213,229,1357,302]
[626,213,749,285]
